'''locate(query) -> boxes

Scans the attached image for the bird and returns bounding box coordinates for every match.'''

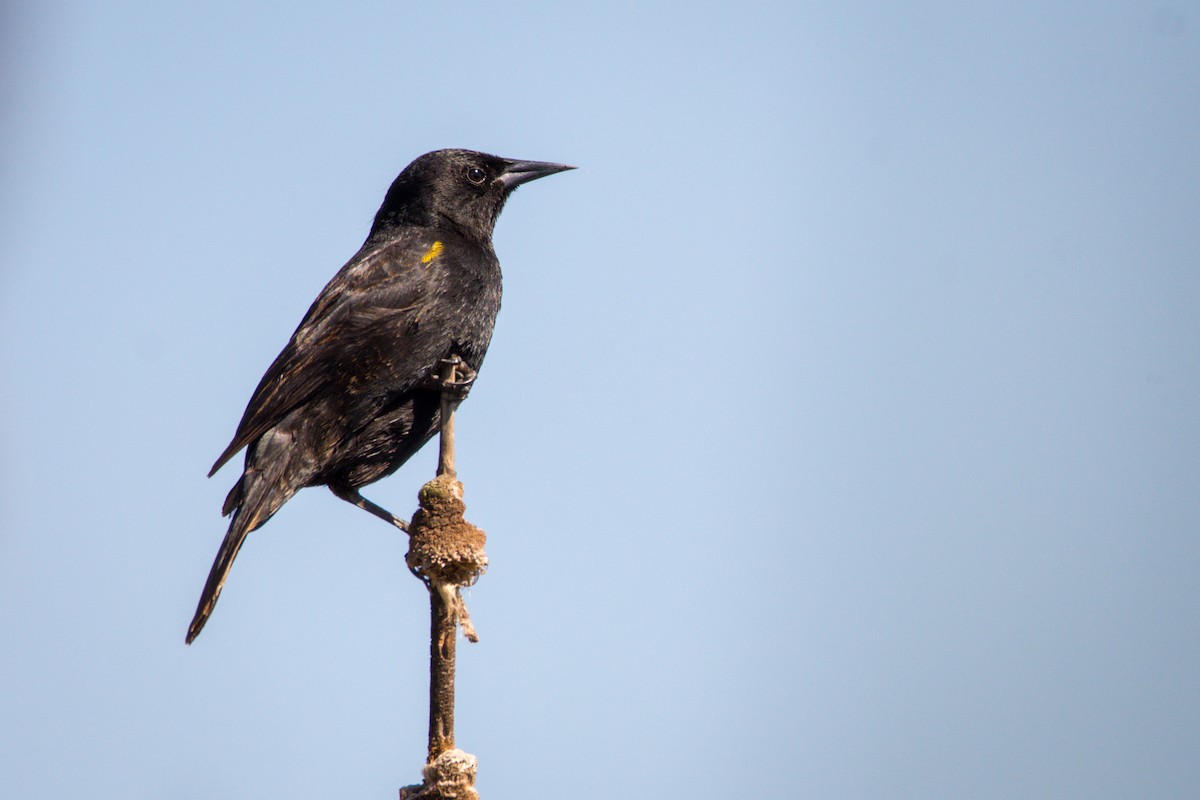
[186,148,573,643]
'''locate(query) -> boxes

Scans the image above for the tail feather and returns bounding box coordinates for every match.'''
[186,478,298,643]
[187,436,308,643]
[221,474,244,517]
[185,511,252,644]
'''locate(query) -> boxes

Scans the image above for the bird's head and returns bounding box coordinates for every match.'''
[370,149,574,243]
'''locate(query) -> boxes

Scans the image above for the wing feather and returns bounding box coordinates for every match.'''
[209,233,451,475]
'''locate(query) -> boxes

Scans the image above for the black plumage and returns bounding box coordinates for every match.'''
[187,149,573,643]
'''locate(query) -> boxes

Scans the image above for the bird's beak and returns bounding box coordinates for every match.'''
[498,159,576,190]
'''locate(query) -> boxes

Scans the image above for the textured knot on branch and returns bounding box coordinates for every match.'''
[399,748,479,800]
[405,475,487,644]
[406,475,488,591]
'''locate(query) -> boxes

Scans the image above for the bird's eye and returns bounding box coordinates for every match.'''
[465,166,487,185]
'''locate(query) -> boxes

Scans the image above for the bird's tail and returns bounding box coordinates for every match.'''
[187,433,307,643]
[185,506,253,644]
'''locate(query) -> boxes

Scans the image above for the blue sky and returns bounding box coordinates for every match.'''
[3,2,1199,798]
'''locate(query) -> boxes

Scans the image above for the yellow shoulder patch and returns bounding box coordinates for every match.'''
[420,241,444,264]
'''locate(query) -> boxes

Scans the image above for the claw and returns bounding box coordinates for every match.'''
[422,356,476,400]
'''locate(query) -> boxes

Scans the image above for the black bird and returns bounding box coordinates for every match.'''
[187,149,573,643]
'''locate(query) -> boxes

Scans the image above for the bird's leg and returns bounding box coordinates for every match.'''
[329,484,410,533]
[436,358,464,479]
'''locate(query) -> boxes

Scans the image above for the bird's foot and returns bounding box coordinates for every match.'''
[423,355,476,400]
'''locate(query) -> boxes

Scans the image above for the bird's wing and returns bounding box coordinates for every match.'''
[209,234,452,476]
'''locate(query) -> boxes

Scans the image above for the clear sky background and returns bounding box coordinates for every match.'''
[2,2,1198,798]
